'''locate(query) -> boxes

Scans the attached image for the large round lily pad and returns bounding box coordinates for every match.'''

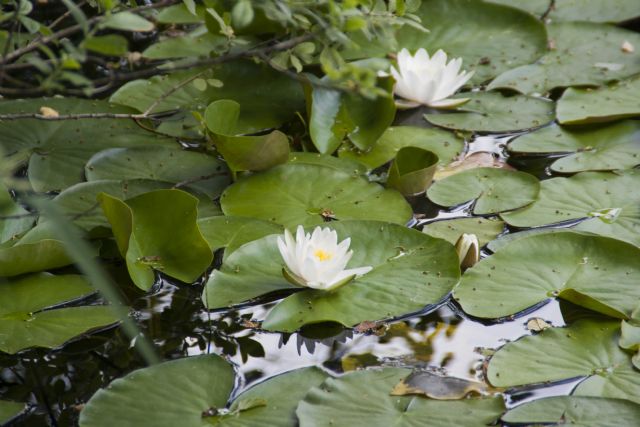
[427,168,540,214]
[488,22,640,94]
[0,239,73,277]
[85,146,231,198]
[296,367,506,427]
[197,216,282,259]
[80,354,328,427]
[502,396,640,427]
[0,274,118,354]
[487,319,640,404]
[422,217,505,247]
[0,183,33,244]
[393,0,547,84]
[0,98,175,192]
[424,92,555,133]
[454,231,640,319]
[99,190,213,290]
[203,221,460,332]
[547,0,640,23]
[508,121,640,173]
[80,355,235,427]
[220,164,412,228]
[501,170,640,247]
[557,76,640,125]
[485,0,549,17]
[339,126,463,170]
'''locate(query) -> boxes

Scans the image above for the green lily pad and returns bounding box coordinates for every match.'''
[557,76,640,125]
[502,396,640,427]
[488,22,640,95]
[0,273,118,354]
[203,221,460,332]
[0,239,73,277]
[0,98,175,192]
[424,92,555,133]
[387,147,438,196]
[99,190,213,290]
[307,78,395,154]
[427,168,540,214]
[508,121,640,172]
[0,400,25,424]
[197,216,282,258]
[220,164,412,228]
[288,152,367,175]
[485,0,550,17]
[393,0,547,84]
[79,355,235,427]
[422,217,505,247]
[487,319,640,403]
[501,170,640,247]
[296,367,505,427]
[204,99,290,172]
[110,61,304,133]
[548,0,640,23]
[85,146,231,198]
[339,126,463,170]
[80,354,328,427]
[454,231,640,319]
[620,315,640,370]
[0,183,33,244]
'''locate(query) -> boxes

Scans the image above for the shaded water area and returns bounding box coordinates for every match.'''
[0,132,594,426]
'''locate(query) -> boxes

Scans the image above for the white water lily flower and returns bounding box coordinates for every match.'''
[277,225,373,291]
[390,48,474,109]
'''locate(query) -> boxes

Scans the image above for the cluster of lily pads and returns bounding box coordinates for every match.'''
[1,0,640,425]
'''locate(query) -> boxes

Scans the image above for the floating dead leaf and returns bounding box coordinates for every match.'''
[526,317,551,332]
[241,319,261,329]
[621,40,635,53]
[391,371,488,400]
[39,106,59,118]
[434,152,513,180]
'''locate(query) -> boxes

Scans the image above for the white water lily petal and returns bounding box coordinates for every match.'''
[277,226,372,291]
[390,48,473,109]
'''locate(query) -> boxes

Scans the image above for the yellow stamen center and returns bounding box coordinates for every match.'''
[314,249,333,262]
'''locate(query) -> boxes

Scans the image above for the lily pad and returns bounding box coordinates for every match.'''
[454,231,640,319]
[288,152,367,175]
[424,92,555,133]
[220,164,412,228]
[501,170,640,247]
[548,0,640,23]
[0,274,118,354]
[387,147,438,196]
[487,319,640,403]
[393,0,547,84]
[203,221,460,332]
[197,216,282,258]
[485,0,550,17]
[0,401,25,424]
[110,61,304,133]
[422,217,505,247]
[557,76,640,125]
[0,239,73,277]
[79,355,235,427]
[390,371,488,399]
[427,168,540,214]
[338,126,463,170]
[80,354,328,427]
[0,98,175,192]
[508,121,640,172]
[296,367,505,427]
[488,22,640,95]
[99,190,213,290]
[85,146,231,198]
[502,396,640,427]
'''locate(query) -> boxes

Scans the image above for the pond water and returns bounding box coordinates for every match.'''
[0,132,596,426]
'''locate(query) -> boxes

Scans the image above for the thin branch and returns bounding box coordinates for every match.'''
[141,69,208,116]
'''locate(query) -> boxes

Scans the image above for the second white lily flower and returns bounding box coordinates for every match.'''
[390,48,474,109]
[277,226,373,291]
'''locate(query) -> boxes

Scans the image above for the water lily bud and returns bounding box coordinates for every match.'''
[455,233,479,269]
[277,226,372,291]
[389,48,474,109]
